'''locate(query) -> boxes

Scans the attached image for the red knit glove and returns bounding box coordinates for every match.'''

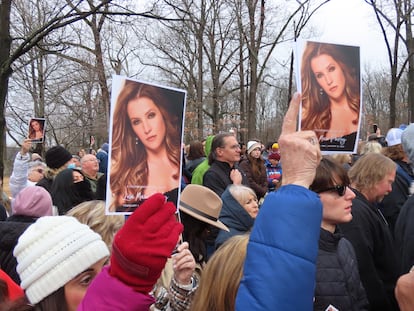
[109,193,183,293]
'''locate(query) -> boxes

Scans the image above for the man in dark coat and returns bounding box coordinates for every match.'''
[338,152,400,311]
[203,133,249,197]
[394,123,414,274]
[202,132,249,259]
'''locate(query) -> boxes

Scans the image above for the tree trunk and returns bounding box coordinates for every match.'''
[389,79,397,128]
[0,0,12,181]
[196,0,205,139]
[246,0,265,139]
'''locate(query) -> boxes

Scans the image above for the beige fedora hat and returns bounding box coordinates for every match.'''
[179,184,229,232]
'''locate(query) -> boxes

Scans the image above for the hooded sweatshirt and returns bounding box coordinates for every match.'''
[191,135,214,185]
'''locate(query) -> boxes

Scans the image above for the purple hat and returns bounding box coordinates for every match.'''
[12,186,53,217]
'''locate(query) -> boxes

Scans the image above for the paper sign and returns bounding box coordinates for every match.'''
[106,75,187,215]
[28,118,46,143]
[295,39,362,154]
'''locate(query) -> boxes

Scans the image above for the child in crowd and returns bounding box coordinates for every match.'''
[265,152,282,192]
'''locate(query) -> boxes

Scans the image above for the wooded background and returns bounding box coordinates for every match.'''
[0,0,413,179]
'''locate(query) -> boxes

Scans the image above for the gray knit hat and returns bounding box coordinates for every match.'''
[14,216,109,304]
[401,123,414,163]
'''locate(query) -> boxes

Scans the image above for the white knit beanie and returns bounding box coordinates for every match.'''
[14,216,110,304]
[247,140,261,155]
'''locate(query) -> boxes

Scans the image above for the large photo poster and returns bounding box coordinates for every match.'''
[106,75,186,214]
[295,40,362,154]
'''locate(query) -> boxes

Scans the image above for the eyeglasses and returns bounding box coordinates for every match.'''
[36,169,44,174]
[317,185,348,196]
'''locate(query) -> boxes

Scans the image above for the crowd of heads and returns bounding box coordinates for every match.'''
[2,113,414,310]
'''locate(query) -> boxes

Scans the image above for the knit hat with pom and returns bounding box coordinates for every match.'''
[14,216,109,304]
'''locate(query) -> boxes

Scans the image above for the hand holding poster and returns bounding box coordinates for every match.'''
[106,75,186,214]
[295,40,362,154]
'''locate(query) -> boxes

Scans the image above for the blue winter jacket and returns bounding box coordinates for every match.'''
[235,184,322,311]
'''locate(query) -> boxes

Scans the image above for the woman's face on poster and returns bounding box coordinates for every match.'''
[311,53,346,101]
[127,96,166,152]
[31,120,41,131]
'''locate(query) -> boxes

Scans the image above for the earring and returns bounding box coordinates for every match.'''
[135,137,139,145]
[319,88,324,96]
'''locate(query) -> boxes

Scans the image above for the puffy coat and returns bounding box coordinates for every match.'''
[314,228,369,311]
[235,185,322,310]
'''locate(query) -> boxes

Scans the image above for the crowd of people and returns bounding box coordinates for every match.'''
[1,93,414,310]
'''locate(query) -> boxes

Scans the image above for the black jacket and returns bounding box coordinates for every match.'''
[36,176,53,193]
[379,160,414,235]
[338,189,399,311]
[394,193,414,274]
[202,160,249,258]
[0,220,31,283]
[314,228,369,311]
[203,160,249,197]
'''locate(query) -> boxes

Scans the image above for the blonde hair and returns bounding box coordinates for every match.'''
[66,200,124,252]
[361,141,382,155]
[331,153,351,166]
[349,153,396,192]
[228,185,257,208]
[190,234,249,311]
[44,166,66,180]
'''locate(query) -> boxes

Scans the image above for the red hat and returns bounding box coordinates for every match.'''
[110,193,183,294]
[268,152,281,161]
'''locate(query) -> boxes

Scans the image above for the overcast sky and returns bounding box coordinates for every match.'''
[307,0,388,67]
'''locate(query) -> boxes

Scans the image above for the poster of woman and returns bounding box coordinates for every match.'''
[28,118,46,143]
[106,75,186,214]
[295,39,362,154]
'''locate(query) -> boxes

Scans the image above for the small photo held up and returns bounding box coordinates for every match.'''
[28,118,46,143]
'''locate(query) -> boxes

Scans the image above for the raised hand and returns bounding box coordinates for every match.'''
[279,93,321,188]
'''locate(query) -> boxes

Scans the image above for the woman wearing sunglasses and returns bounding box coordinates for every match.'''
[310,157,369,311]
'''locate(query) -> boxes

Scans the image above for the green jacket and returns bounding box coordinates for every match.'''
[190,135,214,185]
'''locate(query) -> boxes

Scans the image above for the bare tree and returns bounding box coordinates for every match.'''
[0,0,114,179]
[139,0,241,141]
[365,0,413,126]
[233,0,330,140]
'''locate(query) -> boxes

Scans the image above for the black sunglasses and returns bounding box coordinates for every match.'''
[317,185,348,196]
